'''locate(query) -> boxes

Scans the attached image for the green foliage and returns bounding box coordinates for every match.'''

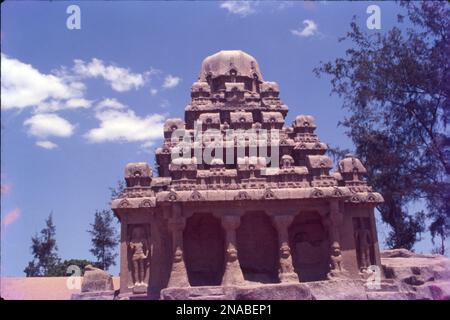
[109,180,126,204]
[88,209,119,271]
[47,259,96,277]
[429,212,450,255]
[109,180,126,223]
[315,2,449,250]
[24,213,60,276]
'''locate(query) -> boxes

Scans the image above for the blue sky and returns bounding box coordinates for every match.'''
[1,1,446,277]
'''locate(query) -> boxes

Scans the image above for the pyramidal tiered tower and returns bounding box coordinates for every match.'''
[112,50,384,299]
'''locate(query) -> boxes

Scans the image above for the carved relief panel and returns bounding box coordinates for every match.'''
[127,224,151,293]
[352,217,375,272]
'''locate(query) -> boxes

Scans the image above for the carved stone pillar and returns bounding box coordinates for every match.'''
[221,215,245,286]
[327,199,348,279]
[273,215,299,283]
[119,215,130,292]
[167,217,190,288]
[328,200,343,243]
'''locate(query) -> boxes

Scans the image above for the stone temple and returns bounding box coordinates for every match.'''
[111,50,385,299]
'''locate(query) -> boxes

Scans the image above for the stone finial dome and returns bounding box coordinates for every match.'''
[198,50,263,81]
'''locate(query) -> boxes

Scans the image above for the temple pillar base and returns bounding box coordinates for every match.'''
[222,261,246,286]
[327,270,351,281]
[168,260,190,288]
[273,215,299,284]
[279,272,299,283]
[132,284,148,294]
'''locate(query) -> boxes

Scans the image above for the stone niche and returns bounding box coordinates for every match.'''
[289,212,329,282]
[184,213,225,286]
[127,223,151,293]
[353,216,376,270]
[237,212,278,283]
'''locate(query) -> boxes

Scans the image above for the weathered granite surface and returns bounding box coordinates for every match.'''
[71,290,116,300]
[71,265,116,300]
[158,249,450,300]
[80,265,114,293]
[380,249,450,300]
[160,280,365,300]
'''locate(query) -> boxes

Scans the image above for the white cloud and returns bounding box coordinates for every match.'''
[1,54,85,110]
[24,113,75,139]
[291,19,318,38]
[95,98,126,110]
[84,109,165,144]
[36,140,58,150]
[162,75,181,89]
[34,100,65,113]
[220,1,257,17]
[34,98,93,113]
[73,58,146,92]
[65,98,92,109]
[2,54,174,149]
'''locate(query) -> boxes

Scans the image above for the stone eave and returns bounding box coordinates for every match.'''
[111,187,383,210]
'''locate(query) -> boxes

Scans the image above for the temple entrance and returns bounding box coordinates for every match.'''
[237,212,278,283]
[289,212,329,282]
[184,213,224,286]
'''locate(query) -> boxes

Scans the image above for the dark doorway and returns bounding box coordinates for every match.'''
[184,213,224,286]
[289,212,329,282]
[237,212,278,283]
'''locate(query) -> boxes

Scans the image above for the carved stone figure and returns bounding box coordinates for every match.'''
[356,228,373,271]
[173,247,183,263]
[129,226,149,288]
[222,246,246,285]
[327,242,349,280]
[221,216,245,286]
[226,247,238,263]
[279,244,295,274]
[168,247,190,288]
[330,242,344,272]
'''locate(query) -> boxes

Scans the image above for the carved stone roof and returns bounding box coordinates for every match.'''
[260,81,279,93]
[191,81,211,92]
[230,111,253,123]
[338,154,367,174]
[198,113,220,125]
[163,118,185,133]
[261,112,284,123]
[198,50,263,81]
[306,155,333,169]
[114,50,384,208]
[293,115,317,130]
[225,82,245,92]
[125,162,152,178]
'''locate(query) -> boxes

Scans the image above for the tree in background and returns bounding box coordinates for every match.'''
[88,209,119,270]
[48,259,96,276]
[109,180,126,205]
[24,213,60,276]
[315,1,449,251]
[108,179,125,222]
